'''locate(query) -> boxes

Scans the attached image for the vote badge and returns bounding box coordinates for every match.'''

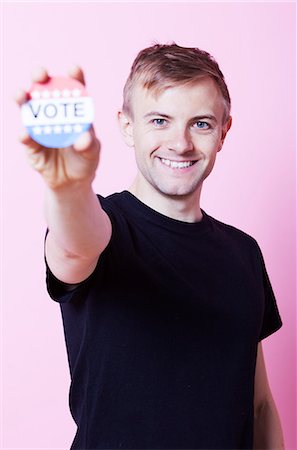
[21,76,94,148]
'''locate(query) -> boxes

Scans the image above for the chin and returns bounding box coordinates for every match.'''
[156,183,200,198]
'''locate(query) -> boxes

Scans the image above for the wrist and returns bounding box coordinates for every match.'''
[44,181,96,211]
[46,178,94,196]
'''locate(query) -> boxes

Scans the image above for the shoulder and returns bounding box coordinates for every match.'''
[205,212,262,256]
[96,191,131,225]
[207,213,256,241]
[95,191,141,251]
[97,191,135,216]
[97,191,126,209]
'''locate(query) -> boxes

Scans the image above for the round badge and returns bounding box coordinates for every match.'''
[21,76,95,148]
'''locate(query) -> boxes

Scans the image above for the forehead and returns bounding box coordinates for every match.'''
[130,77,225,120]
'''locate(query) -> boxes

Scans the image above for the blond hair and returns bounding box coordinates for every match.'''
[123,43,231,123]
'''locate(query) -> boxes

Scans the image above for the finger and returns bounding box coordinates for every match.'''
[31,67,50,84]
[18,129,33,145]
[73,131,100,156]
[14,88,29,106]
[68,65,86,86]
[73,131,94,152]
[88,124,96,137]
[18,130,43,151]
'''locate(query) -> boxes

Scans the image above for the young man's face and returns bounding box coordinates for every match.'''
[120,77,231,200]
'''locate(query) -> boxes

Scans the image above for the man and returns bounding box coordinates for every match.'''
[17,43,284,449]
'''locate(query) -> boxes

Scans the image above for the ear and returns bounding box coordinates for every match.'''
[218,116,232,152]
[117,110,134,147]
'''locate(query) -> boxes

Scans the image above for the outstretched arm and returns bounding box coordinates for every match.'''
[16,66,112,284]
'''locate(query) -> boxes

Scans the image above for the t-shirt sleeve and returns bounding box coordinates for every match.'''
[257,247,283,341]
[44,228,95,304]
[45,260,95,304]
[44,194,110,304]
[46,263,87,303]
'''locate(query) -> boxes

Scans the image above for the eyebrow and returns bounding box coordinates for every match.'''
[143,112,172,119]
[191,114,218,124]
[143,111,218,124]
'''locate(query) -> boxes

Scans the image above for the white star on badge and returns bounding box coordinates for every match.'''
[44,126,52,134]
[73,124,83,133]
[42,90,50,99]
[62,89,71,98]
[72,89,81,97]
[33,126,42,135]
[31,91,40,99]
[63,125,72,133]
[52,90,61,98]
[53,125,62,134]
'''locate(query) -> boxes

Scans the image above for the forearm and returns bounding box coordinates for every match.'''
[45,182,111,282]
[253,397,285,449]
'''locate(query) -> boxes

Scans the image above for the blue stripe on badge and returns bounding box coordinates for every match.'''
[27,123,91,148]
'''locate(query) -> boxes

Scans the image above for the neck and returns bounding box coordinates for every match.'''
[128,175,203,223]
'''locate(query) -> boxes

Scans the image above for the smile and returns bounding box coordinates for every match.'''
[160,158,196,169]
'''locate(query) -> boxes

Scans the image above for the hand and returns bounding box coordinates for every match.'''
[15,66,100,190]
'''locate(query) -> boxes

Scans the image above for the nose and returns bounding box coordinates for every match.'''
[167,127,194,154]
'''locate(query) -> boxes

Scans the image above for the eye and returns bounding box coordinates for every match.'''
[193,121,210,130]
[152,118,167,127]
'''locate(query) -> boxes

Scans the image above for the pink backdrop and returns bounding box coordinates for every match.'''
[2,2,296,449]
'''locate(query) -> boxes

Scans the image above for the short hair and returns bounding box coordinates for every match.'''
[122,43,231,124]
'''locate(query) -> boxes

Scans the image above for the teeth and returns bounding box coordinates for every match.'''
[161,158,194,169]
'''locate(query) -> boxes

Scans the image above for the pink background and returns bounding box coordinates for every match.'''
[2,2,296,449]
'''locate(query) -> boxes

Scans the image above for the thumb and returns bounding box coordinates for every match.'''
[73,130,94,152]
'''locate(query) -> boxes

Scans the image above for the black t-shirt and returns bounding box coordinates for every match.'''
[46,191,282,450]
